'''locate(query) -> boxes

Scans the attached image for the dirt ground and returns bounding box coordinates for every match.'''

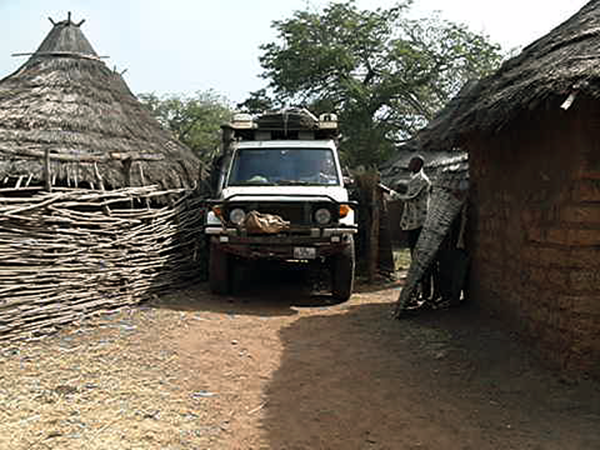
[1,267,599,450]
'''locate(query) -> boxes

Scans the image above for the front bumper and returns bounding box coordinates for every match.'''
[206,227,356,260]
[205,226,356,238]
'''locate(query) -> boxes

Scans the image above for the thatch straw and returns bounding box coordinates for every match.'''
[0,17,201,191]
[383,1,600,154]
[454,1,600,136]
[413,80,481,152]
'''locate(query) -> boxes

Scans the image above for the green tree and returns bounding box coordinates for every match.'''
[240,0,503,167]
[139,90,233,162]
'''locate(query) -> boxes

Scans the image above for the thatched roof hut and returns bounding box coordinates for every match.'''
[0,15,200,190]
[450,1,600,136]
[0,15,208,342]
[434,1,600,378]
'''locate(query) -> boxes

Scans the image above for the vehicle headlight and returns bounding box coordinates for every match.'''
[229,208,246,225]
[314,207,332,225]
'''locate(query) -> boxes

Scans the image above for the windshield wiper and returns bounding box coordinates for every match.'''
[275,180,312,186]
[230,181,277,186]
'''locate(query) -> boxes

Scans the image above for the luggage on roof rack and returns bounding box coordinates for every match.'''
[224,109,338,142]
[256,108,318,131]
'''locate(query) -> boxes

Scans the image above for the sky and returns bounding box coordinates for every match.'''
[0,0,590,104]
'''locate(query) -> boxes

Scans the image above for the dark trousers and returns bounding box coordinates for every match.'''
[406,227,422,254]
[406,227,438,300]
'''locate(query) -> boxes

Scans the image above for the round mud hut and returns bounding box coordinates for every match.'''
[0,15,205,341]
[415,1,600,379]
[0,14,200,190]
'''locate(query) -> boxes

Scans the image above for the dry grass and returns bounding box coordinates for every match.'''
[393,248,412,271]
[0,305,223,450]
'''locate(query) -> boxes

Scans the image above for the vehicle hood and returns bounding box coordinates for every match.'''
[221,186,349,203]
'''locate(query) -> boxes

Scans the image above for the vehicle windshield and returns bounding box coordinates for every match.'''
[227,148,340,186]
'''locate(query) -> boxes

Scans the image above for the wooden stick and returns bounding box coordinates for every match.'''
[44,148,52,192]
[0,184,208,342]
[0,145,164,162]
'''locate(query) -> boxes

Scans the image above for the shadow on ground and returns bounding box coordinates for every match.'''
[150,262,351,317]
[261,299,600,450]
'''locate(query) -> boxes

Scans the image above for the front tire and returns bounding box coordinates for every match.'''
[331,235,355,301]
[209,242,230,295]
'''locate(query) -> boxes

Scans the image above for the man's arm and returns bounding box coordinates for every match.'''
[379,183,394,194]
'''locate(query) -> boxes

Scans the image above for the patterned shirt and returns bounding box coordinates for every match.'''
[392,170,431,231]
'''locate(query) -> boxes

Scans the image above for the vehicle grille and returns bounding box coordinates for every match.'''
[225,202,337,227]
[255,203,307,224]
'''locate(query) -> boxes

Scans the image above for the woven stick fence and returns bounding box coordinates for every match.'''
[0,185,207,341]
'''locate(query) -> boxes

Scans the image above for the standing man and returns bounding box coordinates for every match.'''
[390,155,434,300]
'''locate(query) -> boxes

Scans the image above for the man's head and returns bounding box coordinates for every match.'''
[408,155,425,173]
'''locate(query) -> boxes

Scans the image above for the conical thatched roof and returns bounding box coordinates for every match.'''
[0,15,200,190]
[456,0,600,135]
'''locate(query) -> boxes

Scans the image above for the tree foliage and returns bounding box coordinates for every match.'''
[240,0,503,167]
[139,90,233,162]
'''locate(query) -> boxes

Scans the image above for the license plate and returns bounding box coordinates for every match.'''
[293,247,316,259]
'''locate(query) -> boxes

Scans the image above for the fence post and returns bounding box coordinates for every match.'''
[44,148,52,192]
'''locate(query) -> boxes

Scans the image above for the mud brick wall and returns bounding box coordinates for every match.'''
[467,99,600,378]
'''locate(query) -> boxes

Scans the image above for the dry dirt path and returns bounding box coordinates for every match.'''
[1,274,599,449]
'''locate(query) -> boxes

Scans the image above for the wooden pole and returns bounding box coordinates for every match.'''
[93,162,105,191]
[44,148,52,192]
[369,173,380,282]
[93,162,111,216]
[138,161,151,209]
[122,158,132,187]
[377,186,395,277]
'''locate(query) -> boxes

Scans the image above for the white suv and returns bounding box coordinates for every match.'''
[205,111,357,300]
